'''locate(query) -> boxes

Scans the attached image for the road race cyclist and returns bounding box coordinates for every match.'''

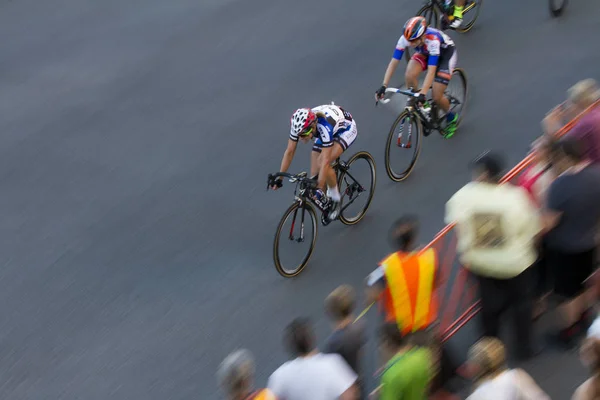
[375,16,459,138]
[271,104,358,222]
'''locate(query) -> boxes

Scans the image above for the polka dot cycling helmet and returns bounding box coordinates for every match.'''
[404,16,427,41]
[291,108,317,137]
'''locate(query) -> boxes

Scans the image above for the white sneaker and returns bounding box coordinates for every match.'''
[449,18,463,29]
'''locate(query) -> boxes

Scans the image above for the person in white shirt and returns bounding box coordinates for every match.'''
[267,317,358,400]
[466,337,549,400]
[445,151,542,360]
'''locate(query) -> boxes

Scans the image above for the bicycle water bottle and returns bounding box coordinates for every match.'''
[311,188,329,210]
[420,103,432,121]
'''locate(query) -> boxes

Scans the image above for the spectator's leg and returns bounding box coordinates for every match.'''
[476,274,503,338]
[511,268,535,359]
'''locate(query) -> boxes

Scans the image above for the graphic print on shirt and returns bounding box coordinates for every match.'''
[471,213,507,249]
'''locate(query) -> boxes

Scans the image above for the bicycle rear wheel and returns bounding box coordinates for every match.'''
[455,0,483,33]
[549,0,568,17]
[444,68,468,128]
[337,151,376,225]
[385,110,423,182]
[273,202,318,278]
[405,4,441,63]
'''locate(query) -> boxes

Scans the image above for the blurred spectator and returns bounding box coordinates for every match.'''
[323,285,366,395]
[518,135,556,319]
[267,317,358,400]
[543,78,600,164]
[369,323,432,400]
[445,151,542,360]
[518,136,555,207]
[217,349,277,400]
[465,337,550,400]
[365,215,460,398]
[543,138,600,348]
[574,337,600,400]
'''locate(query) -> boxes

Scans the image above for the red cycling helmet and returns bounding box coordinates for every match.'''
[404,16,427,41]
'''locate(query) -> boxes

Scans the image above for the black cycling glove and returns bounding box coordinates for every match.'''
[415,93,427,104]
[376,85,387,98]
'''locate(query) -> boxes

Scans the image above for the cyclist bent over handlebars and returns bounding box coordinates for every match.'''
[270,104,358,222]
[376,16,459,138]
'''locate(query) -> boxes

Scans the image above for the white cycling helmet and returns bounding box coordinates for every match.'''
[291,108,317,137]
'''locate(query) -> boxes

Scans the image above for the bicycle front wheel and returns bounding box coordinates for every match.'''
[337,151,376,225]
[385,110,423,182]
[549,0,568,17]
[456,0,483,33]
[273,202,318,278]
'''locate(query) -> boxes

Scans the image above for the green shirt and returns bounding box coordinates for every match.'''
[380,347,432,400]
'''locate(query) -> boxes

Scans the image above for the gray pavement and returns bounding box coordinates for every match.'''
[0,0,599,398]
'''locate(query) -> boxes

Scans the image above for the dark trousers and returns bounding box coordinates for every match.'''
[475,267,534,357]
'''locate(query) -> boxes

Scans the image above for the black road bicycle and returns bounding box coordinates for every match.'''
[404,0,484,62]
[549,0,568,17]
[267,152,376,277]
[377,68,467,182]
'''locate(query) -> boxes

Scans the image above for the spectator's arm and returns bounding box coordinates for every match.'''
[515,369,551,400]
[339,384,359,400]
[329,354,358,400]
[365,267,386,304]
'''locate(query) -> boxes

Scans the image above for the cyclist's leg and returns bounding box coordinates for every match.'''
[432,48,456,112]
[327,121,358,197]
[450,0,466,28]
[311,139,323,180]
[406,54,427,90]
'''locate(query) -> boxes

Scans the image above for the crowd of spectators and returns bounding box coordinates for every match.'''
[217,79,600,399]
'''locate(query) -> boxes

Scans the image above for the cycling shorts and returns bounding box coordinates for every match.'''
[312,120,358,153]
[411,47,457,85]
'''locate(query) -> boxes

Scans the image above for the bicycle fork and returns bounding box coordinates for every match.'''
[397,114,414,149]
[288,202,307,243]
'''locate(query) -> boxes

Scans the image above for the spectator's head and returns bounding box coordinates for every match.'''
[470,151,504,183]
[388,214,419,252]
[467,337,507,387]
[284,317,316,357]
[325,284,356,323]
[568,79,600,111]
[378,323,409,356]
[217,349,255,400]
[550,137,586,174]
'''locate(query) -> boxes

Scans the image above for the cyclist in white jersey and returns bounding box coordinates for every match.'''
[271,104,358,221]
[375,16,459,137]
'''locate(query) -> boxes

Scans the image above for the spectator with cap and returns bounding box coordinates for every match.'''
[543,78,600,164]
[445,151,542,360]
[267,317,358,400]
[217,349,277,400]
[369,323,432,400]
[465,337,549,400]
[543,137,600,348]
[365,215,460,399]
[323,285,366,396]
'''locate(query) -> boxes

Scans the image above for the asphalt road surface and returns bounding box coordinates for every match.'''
[1,0,599,399]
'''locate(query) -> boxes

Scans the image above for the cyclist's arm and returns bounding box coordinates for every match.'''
[382,37,408,87]
[278,139,298,175]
